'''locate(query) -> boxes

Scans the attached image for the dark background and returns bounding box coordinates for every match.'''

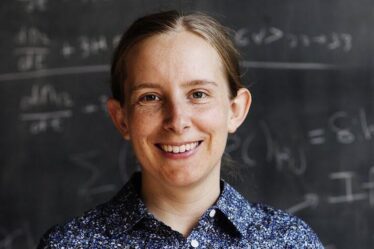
[1,0,373,248]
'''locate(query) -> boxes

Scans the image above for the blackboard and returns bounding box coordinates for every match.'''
[1,0,373,248]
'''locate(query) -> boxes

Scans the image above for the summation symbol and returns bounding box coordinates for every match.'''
[70,151,116,201]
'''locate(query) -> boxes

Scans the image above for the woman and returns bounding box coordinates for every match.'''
[38,10,323,248]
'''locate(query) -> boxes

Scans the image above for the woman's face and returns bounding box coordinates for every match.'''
[119,31,241,188]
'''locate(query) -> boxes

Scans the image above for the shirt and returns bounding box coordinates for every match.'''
[37,173,324,248]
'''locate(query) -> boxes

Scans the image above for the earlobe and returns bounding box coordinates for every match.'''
[106,98,130,140]
[228,88,252,133]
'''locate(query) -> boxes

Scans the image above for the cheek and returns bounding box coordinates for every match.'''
[128,107,161,139]
[195,102,230,135]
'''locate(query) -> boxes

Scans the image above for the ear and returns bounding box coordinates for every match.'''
[106,98,130,140]
[228,88,252,133]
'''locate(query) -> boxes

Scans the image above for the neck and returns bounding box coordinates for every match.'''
[141,171,221,237]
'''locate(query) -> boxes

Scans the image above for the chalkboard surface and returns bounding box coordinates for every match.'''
[1,0,373,248]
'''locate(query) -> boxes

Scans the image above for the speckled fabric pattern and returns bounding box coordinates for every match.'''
[38,173,324,248]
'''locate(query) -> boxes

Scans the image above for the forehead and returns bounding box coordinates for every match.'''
[124,31,227,86]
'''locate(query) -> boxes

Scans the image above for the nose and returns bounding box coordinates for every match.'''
[163,98,191,134]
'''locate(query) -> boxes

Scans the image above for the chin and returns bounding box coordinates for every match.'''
[161,168,215,188]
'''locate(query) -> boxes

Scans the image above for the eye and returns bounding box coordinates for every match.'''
[139,94,160,103]
[191,91,207,99]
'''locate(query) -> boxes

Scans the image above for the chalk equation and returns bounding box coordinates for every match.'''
[70,151,117,201]
[19,84,107,134]
[14,26,120,72]
[328,167,374,206]
[286,166,374,216]
[234,27,352,52]
[308,108,374,145]
[226,120,307,176]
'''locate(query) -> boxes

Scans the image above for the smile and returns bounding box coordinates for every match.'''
[158,141,202,154]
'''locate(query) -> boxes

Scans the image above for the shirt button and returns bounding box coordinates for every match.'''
[209,209,216,218]
[191,239,199,248]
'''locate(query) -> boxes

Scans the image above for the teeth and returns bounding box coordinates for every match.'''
[160,142,199,153]
[173,146,180,153]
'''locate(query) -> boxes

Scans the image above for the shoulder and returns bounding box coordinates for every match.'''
[218,182,323,248]
[37,174,144,248]
[37,204,110,249]
[246,202,324,248]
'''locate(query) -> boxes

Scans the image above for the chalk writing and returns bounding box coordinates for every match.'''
[308,108,374,145]
[14,27,50,71]
[362,167,374,206]
[20,110,71,134]
[15,27,50,46]
[225,120,307,176]
[286,193,319,214]
[328,167,374,205]
[20,84,73,110]
[260,121,307,175]
[79,36,108,58]
[81,95,108,114]
[69,151,116,201]
[19,84,108,134]
[234,27,352,52]
[308,129,326,145]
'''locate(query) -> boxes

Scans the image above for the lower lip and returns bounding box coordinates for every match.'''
[157,142,201,159]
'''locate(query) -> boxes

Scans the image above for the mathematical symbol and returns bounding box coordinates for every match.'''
[361,167,374,206]
[300,35,310,46]
[264,27,283,44]
[328,171,367,204]
[251,28,266,45]
[340,33,352,52]
[327,33,341,50]
[286,34,298,48]
[359,108,374,141]
[312,35,327,44]
[286,193,319,214]
[234,28,250,47]
[308,129,326,144]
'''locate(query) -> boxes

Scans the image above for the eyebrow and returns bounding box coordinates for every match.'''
[130,80,218,92]
[130,82,160,93]
[182,80,218,88]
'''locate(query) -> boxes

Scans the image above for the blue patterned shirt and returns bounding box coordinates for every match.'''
[38,173,323,248]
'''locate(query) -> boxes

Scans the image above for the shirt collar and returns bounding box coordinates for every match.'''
[215,180,256,237]
[107,172,255,237]
[104,172,149,233]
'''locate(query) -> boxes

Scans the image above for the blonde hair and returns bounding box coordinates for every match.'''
[110,10,243,104]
